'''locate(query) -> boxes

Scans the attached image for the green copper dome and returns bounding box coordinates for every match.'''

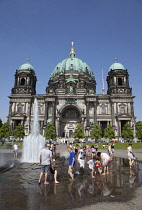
[50,43,94,78]
[109,62,125,71]
[18,62,34,71]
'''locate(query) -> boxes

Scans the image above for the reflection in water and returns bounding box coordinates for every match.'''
[77,180,87,199]
[101,176,113,197]
[0,156,142,210]
[129,168,136,187]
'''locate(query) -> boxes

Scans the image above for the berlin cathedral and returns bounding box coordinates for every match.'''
[8,43,135,139]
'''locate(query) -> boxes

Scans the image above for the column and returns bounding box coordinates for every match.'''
[52,101,55,126]
[86,101,89,127]
[130,102,134,117]
[44,102,48,126]
[56,117,60,137]
[94,102,97,124]
[111,103,115,127]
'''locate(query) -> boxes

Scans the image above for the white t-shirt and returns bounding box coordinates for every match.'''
[14,144,18,151]
[127,146,132,154]
[101,153,111,166]
[78,152,84,160]
[40,148,52,165]
[87,159,94,169]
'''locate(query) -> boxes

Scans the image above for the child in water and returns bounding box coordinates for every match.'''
[87,157,95,178]
[95,158,102,175]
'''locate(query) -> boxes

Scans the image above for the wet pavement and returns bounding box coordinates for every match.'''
[0,150,142,210]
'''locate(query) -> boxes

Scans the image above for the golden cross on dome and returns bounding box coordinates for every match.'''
[70,42,76,57]
[71,42,74,47]
[114,58,117,62]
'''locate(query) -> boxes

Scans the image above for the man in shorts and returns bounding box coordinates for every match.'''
[68,148,76,181]
[38,143,53,185]
[13,143,18,158]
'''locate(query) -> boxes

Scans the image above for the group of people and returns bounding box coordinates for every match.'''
[68,145,112,181]
[38,143,59,185]
[38,140,136,185]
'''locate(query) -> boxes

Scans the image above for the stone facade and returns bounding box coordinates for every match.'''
[8,46,135,139]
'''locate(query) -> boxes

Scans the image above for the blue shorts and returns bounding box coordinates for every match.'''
[41,165,50,173]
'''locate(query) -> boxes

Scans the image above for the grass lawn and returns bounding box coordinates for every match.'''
[83,142,142,149]
[0,142,23,149]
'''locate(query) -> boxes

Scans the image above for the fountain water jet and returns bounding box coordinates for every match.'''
[22,98,45,162]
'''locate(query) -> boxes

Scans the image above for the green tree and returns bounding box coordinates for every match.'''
[44,123,56,140]
[90,124,102,141]
[136,121,142,139]
[74,124,85,140]
[0,122,10,139]
[14,124,25,139]
[0,118,2,128]
[104,124,115,140]
[122,123,134,140]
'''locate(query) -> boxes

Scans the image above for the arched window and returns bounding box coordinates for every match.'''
[17,106,22,113]
[49,108,52,115]
[101,105,106,114]
[21,78,25,85]
[120,106,125,114]
[118,77,123,85]
[89,108,93,115]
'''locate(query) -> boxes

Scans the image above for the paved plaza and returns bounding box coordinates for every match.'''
[0,144,142,210]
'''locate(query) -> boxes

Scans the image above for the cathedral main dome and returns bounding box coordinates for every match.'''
[50,43,94,78]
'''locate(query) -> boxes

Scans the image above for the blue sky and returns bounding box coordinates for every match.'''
[0,0,142,122]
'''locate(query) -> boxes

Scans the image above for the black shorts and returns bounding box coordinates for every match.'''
[50,166,55,174]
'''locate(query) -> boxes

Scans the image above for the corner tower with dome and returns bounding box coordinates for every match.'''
[8,44,135,139]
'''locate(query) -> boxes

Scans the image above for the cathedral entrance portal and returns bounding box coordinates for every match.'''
[60,107,81,138]
[69,130,73,138]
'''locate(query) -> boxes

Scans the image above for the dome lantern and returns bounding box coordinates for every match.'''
[70,42,76,58]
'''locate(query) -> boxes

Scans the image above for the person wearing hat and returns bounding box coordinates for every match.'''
[38,143,53,185]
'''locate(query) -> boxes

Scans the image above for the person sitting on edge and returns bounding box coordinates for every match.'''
[127,143,135,168]
[38,143,53,185]
[68,147,76,181]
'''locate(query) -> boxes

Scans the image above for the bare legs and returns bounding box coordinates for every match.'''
[38,172,49,185]
[54,170,59,183]
[129,159,135,168]
[68,166,75,181]
[91,169,95,178]
[14,151,18,158]
[101,165,109,175]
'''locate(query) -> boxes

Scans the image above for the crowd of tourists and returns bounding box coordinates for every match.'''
[67,144,111,181]
[37,140,136,185]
